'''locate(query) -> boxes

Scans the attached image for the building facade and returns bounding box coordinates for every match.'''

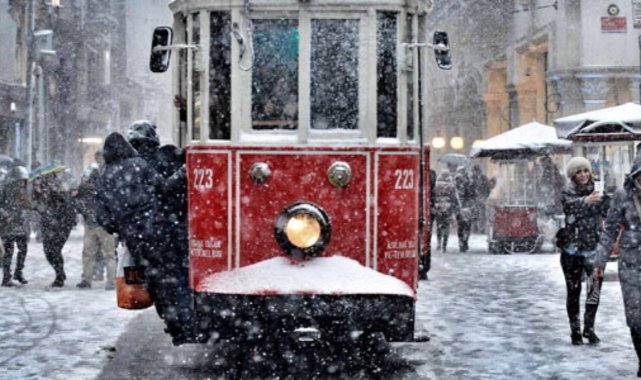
[1,0,172,175]
[426,0,641,165]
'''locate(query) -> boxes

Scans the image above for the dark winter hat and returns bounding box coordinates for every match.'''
[126,120,160,147]
[565,156,591,179]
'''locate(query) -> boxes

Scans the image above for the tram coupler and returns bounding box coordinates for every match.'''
[294,327,321,343]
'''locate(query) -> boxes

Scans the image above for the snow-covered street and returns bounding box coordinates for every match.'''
[409,234,634,379]
[0,230,636,379]
[0,227,141,380]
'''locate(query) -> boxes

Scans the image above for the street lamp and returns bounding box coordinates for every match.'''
[450,136,465,150]
[10,102,16,113]
[432,136,446,149]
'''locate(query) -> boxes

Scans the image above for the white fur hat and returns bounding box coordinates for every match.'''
[566,157,591,179]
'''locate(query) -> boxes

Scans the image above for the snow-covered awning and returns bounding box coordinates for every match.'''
[469,122,571,159]
[554,102,641,141]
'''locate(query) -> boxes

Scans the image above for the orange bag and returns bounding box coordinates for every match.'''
[116,246,153,309]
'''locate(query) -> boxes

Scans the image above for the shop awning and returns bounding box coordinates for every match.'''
[470,122,571,159]
[554,102,641,141]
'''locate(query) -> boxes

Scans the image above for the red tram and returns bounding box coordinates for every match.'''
[147,0,450,343]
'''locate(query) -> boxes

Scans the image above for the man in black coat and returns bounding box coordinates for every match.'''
[125,121,194,345]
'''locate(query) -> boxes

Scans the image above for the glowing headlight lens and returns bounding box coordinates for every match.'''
[285,214,322,248]
[275,202,331,257]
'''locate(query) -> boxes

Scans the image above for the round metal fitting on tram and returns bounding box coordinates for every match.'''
[327,161,352,188]
[274,202,331,258]
[249,162,271,184]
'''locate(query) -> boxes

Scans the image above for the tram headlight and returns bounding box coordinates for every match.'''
[275,203,331,258]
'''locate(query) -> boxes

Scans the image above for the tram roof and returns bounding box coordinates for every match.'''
[169,0,433,13]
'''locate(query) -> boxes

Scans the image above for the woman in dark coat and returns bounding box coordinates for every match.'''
[433,170,457,253]
[594,155,641,376]
[560,157,609,345]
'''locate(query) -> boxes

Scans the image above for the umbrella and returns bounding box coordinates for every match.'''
[437,153,469,167]
[470,122,572,159]
[29,161,66,181]
[554,102,641,140]
[0,154,13,168]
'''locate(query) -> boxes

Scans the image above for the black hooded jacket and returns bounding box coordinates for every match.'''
[561,180,610,250]
[97,133,181,242]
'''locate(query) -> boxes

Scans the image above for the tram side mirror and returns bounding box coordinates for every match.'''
[433,31,452,70]
[150,26,173,73]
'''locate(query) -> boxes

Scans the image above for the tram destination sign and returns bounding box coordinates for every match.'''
[601,16,627,33]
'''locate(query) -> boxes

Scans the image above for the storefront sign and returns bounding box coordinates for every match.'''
[601,16,627,33]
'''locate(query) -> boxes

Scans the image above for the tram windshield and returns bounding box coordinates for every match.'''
[166,3,449,145]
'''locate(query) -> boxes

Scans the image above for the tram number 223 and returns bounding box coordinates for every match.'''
[193,168,214,190]
[394,169,414,190]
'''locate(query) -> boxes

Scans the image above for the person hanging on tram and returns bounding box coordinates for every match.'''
[125,120,193,344]
[96,131,193,345]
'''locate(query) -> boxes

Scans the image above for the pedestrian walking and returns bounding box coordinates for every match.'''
[74,167,116,290]
[32,165,77,287]
[0,166,31,286]
[454,166,476,252]
[559,156,609,345]
[594,153,641,376]
[470,165,490,233]
[433,169,457,253]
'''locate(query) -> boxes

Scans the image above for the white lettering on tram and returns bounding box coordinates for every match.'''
[190,238,223,258]
[394,169,415,190]
[383,240,417,259]
[193,168,214,190]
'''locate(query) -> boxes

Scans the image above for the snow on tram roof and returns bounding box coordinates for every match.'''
[198,255,415,297]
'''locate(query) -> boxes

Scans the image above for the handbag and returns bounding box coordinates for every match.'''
[555,227,568,249]
[115,246,153,310]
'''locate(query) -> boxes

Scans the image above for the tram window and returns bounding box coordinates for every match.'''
[406,14,415,141]
[191,13,201,140]
[377,12,398,138]
[251,19,299,130]
[209,12,231,139]
[311,19,359,130]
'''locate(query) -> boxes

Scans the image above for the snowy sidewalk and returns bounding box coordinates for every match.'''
[0,227,142,380]
[401,233,634,379]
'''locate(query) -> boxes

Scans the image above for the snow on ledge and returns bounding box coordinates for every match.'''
[198,256,415,298]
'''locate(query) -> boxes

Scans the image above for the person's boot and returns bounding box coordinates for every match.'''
[76,280,91,289]
[583,305,600,344]
[570,320,583,345]
[2,265,15,287]
[51,271,66,288]
[582,328,600,344]
[13,272,28,284]
[630,328,641,377]
[571,329,583,345]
